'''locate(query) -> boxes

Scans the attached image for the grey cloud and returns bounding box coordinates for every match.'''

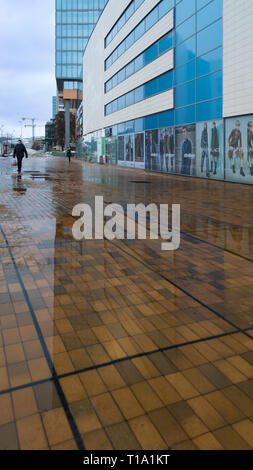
[0,0,55,138]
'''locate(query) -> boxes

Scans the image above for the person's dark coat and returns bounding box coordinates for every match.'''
[13,143,28,160]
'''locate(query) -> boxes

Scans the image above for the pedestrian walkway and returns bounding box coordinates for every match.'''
[0,156,253,450]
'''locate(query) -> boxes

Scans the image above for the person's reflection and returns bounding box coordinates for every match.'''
[12,174,27,194]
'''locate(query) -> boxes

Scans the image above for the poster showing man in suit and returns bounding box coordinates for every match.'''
[196,120,223,179]
[175,125,196,176]
[145,130,158,171]
[158,127,175,173]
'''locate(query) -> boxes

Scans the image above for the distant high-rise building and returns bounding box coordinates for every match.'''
[52,96,57,119]
[55,0,108,114]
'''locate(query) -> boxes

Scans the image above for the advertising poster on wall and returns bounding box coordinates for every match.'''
[125,134,134,167]
[225,115,253,183]
[158,127,175,173]
[118,136,125,163]
[134,133,145,168]
[196,120,224,180]
[145,130,159,171]
[175,124,196,176]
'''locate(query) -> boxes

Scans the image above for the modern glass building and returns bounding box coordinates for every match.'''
[82,0,253,184]
[55,0,108,112]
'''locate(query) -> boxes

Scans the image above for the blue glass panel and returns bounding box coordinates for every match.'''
[197,0,222,32]
[175,60,195,86]
[175,15,195,45]
[158,0,174,20]
[135,86,145,103]
[145,6,158,30]
[197,19,222,56]
[134,54,145,72]
[125,120,135,133]
[197,0,210,9]
[118,122,126,135]
[125,61,134,78]
[175,36,196,67]
[158,110,174,128]
[197,47,222,77]
[176,0,195,26]
[145,78,158,98]
[135,118,144,132]
[175,80,196,108]
[196,98,222,121]
[197,70,222,102]
[126,90,135,107]
[159,71,173,92]
[159,33,173,54]
[175,105,196,126]
[144,42,159,65]
[145,114,158,130]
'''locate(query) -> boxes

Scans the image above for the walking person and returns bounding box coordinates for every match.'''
[13,140,28,175]
[66,147,72,163]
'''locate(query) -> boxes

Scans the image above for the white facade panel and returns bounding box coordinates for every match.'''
[223,0,253,117]
[104,89,174,128]
[105,0,161,59]
[104,10,174,82]
[105,49,174,105]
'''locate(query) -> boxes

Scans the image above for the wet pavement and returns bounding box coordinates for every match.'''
[0,155,253,450]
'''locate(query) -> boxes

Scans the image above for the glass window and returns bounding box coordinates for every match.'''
[159,71,173,92]
[144,42,159,65]
[176,0,195,26]
[135,85,145,103]
[125,31,134,49]
[197,98,222,121]
[126,90,135,107]
[118,68,126,84]
[197,19,222,56]
[145,6,158,31]
[175,105,196,126]
[118,95,126,110]
[126,61,134,78]
[145,114,158,130]
[134,20,145,41]
[175,15,195,45]
[175,36,196,67]
[145,78,158,98]
[197,47,222,77]
[175,60,196,86]
[159,0,173,20]
[175,80,196,108]
[196,70,222,102]
[197,0,222,32]
[134,54,145,72]
[159,33,173,54]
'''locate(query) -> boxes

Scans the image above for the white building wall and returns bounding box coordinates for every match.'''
[83,0,175,136]
[223,0,253,117]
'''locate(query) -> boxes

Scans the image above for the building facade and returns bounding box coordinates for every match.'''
[52,96,57,119]
[82,0,253,184]
[55,0,108,113]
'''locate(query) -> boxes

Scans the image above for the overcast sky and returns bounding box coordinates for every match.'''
[0,0,55,139]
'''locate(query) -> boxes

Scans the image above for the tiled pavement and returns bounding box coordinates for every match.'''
[0,155,253,450]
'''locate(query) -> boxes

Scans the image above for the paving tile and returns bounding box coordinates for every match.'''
[106,422,141,450]
[16,414,48,450]
[129,415,167,450]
